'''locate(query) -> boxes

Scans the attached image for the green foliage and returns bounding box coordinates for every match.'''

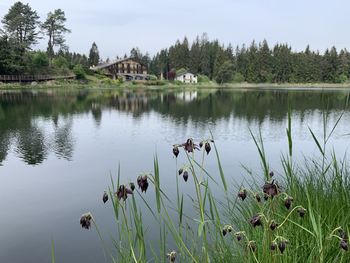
[231,72,245,83]
[198,74,210,83]
[88,42,100,67]
[52,56,69,69]
[1,1,40,52]
[73,64,86,80]
[32,51,49,69]
[214,60,234,84]
[176,68,187,76]
[148,74,158,81]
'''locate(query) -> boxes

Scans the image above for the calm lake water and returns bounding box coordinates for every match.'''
[0,87,349,262]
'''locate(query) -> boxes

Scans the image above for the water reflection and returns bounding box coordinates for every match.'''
[0,88,349,165]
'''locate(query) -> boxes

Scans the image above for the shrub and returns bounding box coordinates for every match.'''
[198,74,210,83]
[73,64,86,80]
[232,72,245,83]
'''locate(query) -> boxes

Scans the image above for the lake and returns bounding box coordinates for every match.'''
[0,87,349,262]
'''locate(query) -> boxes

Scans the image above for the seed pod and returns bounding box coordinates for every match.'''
[270,221,278,231]
[80,212,93,230]
[183,171,188,182]
[130,182,135,191]
[284,196,293,210]
[205,142,211,155]
[340,239,348,251]
[255,194,261,202]
[249,214,262,228]
[297,207,306,217]
[102,192,108,203]
[238,189,247,201]
[178,168,183,175]
[278,241,286,254]
[199,141,203,148]
[270,242,277,251]
[173,146,179,157]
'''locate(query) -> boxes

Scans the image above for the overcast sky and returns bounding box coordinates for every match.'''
[0,0,349,59]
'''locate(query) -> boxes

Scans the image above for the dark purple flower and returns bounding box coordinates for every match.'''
[102,192,108,203]
[182,138,199,153]
[284,196,293,210]
[263,180,279,198]
[278,241,287,254]
[255,194,261,202]
[80,212,93,230]
[178,168,183,175]
[270,242,277,251]
[249,214,262,228]
[222,228,227,236]
[130,182,135,191]
[205,142,211,155]
[238,189,247,201]
[115,185,133,200]
[264,193,269,201]
[270,221,278,231]
[297,207,306,217]
[137,175,149,193]
[340,239,348,251]
[183,171,188,182]
[173,146,179,157]
[235,233,242,241]
[269,171,274,178]
[199,141,203,148]
[167,251,177,262]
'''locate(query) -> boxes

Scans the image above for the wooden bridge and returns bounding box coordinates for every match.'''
[0,75,75,83]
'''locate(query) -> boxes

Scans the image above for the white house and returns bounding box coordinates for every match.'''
[175,72,198,84]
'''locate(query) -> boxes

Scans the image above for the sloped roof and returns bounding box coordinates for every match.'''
[90,57,145,70]
[176,72,196,77]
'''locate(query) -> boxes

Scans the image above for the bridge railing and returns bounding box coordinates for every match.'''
[0,75,75,82]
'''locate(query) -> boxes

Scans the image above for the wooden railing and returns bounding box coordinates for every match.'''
[0,75,75,83]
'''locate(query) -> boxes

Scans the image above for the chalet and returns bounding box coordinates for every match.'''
[175,72,198,84]
[90,58,149,81]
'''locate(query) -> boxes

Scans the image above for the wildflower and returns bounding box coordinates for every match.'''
[255,194,261,202]
[137,175,149,193]
[249,214,262,228]
[284,196,293,210]
[235,232,242,241]
[248,241,256,252]
[222,228,227,236]
[270,220,278,231]
[130,182,135,191]
[263,193,269,201]
[178,168,183,175]
[262,180,279,198]
[182,138,199,153]
[166,250,177,262]
[183,171,188,182]
[115,185,133,200]
[340,239,348,251]
[199,141,203,148]
[227,225,233,233]
[205,142,211,155]
[238,189,247,201]
[269,171,274,178]
[173,146,179,157]
[270,242,277,251]
[278,241,287,254]
[102,192,108,203]
[80,212,93,230]
[297,207,306,217]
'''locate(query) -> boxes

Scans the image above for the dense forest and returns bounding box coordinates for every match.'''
[1,1,350,84]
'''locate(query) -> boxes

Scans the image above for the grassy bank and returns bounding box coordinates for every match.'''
[75,110,350,263]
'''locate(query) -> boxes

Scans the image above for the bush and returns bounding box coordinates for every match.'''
[73,64,86,80]
[31,51,49,69]
[232,72,245,83]
[335,73,348,83]
[52,56,69,69]
[198,74,210,83]
[148,74,158,81]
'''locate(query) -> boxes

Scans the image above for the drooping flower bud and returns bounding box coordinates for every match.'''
[249,214,262,228]
[222,228,227,236]
[205,142,211,155]
[238,189,247,201]
[263,180,279,198]
[183,171,188,182]
[137,175,149,193]
[270,242,277,251]
[340,239,348,251]
[284,196,293,210]
[130,182,135,191]
[166,250,177,262]
[199,141,203,148]
[178,168,183,175]
[269,171,274,178]
[270,220,278,231]
[102,191,108,203]
[248,241,256,252]
[173,146,179,157]
[297,207,306,217]
[255,194,261,202]
[278,241,287,254]
[235,232,242,241]
[80,212,93,230]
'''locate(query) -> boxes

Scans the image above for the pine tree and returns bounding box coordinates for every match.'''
[88,42,100,67]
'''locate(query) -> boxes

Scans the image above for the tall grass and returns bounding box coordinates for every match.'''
[83,111,350,263]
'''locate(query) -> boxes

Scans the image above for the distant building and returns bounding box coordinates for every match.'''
[90,58,149,81]
[175,72,197,84]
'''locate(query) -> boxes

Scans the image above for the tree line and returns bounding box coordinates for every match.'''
[1,2,350,84]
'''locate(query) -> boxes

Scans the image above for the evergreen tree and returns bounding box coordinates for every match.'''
[42,9,71,65]
[88,42,100,67]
